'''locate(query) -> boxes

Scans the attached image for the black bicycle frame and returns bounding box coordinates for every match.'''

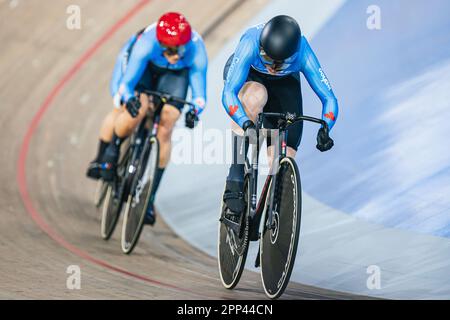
[246,112,329,231]
[130,89,196,169]
[121,90,194,197]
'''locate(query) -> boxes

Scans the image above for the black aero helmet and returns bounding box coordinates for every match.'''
[260,15,301,61]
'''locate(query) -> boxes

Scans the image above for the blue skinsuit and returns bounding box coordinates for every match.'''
[110,24,208,109]
[222,24,338,130]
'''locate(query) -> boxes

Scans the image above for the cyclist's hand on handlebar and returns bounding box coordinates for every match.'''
[316,127,334,152]
[242,120,257,144]
[126,97,141,118]
[185,110,198,129]
[242,120,256,133]
[193,97,205,116]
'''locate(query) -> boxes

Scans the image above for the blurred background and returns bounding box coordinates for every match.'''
[1,0,449,299]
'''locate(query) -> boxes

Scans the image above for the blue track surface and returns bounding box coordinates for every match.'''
[299,0,450,237]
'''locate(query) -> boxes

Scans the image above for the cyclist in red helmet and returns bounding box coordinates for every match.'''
[86,12,208,225]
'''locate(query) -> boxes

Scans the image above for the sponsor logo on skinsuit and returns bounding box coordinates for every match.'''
[319,68,332,91]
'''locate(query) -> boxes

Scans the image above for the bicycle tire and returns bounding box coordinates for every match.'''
[260,157,302,299]
[94,180,108,208]
[99,142,132,240]
[217,178,250,289]
[100,184,122,240]
[121,136,159,254]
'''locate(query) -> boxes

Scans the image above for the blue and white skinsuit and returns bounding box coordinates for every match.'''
[110,24,208,114]
[222,24,338,138]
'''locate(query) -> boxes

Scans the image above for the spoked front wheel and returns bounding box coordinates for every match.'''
[121,137,159,254]
[99,140,132,239]
[94,180,108,208]
[260,157,302,299]
[100,184,122,240]
[217,179,250,290]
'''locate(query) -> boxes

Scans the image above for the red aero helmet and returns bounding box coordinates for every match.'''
[156,12,192,47]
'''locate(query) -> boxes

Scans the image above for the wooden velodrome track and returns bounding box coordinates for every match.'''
[0,0,362,299]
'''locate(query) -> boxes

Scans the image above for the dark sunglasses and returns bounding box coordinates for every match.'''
[162,45,185,56]
[259,49,285,66]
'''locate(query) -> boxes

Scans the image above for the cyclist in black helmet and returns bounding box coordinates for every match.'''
[222,15,338,216]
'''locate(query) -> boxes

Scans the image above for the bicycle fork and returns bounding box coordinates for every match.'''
[266,127,287,231]
[254,128,287,268]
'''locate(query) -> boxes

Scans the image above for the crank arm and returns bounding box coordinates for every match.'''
[220,216,241,234]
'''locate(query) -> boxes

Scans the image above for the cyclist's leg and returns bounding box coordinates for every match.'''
[87,52,127,180]
[145,66,189,223]
[113,94,148,138]
[99,108,123,142]
[223,55,268,213]
[100,64,154,181]
[229,80,268,164]
[157,105,181,167]
[226,82,268,213]
[111,61,155,140]
[230,81,268,134]
[100,94,150,181]
[87,106,124,179]
[264,74,303,168]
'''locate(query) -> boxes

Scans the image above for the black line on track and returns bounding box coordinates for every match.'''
[201,0,248,39]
